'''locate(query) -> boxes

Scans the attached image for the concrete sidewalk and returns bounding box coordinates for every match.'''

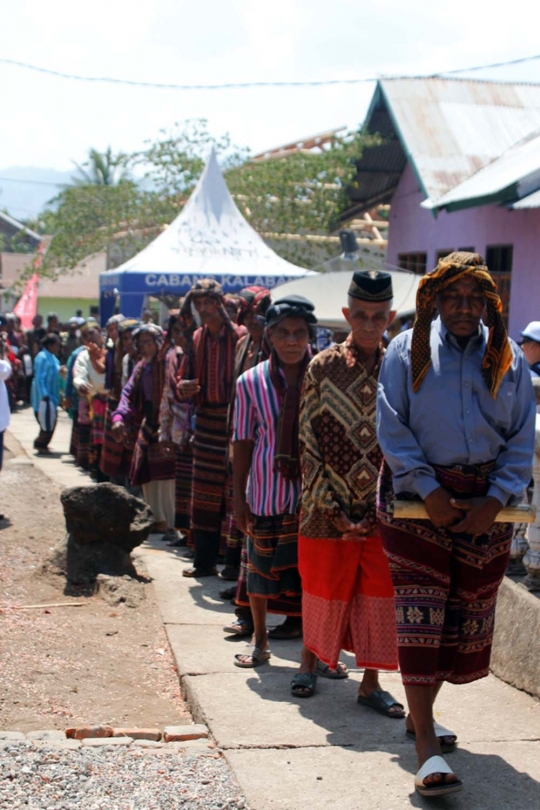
[7,409,540,809]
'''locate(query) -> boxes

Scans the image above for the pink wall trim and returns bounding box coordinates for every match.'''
[386,162,540,339]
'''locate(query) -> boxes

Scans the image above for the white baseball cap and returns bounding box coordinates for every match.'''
[520,321,540,344]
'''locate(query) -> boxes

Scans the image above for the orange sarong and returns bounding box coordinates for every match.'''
[298,533,398,671]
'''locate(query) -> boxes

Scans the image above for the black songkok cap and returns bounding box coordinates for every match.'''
[266,294,317,328]
[348,270,393,302]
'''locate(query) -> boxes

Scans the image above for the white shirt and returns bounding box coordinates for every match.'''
[0,359,12,432]
[73,348,106,394]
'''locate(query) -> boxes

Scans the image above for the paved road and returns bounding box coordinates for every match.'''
[8,407,540,809]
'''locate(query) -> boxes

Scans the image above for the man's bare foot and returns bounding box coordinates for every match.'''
[405,714,457,748]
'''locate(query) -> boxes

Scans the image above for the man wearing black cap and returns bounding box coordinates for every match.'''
[292,271,402,709]
[232,295,316,667]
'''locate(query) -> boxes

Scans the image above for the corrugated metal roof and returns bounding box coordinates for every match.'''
[422,129,540,211]
[376,78,540,200]
[509,187,540,209]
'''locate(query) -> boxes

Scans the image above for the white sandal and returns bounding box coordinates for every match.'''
[415,755,463,797]
[406,721,457,752]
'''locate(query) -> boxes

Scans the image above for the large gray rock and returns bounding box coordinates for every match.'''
[491,576,540,698]
[61,483,153,552]
[43,483,154,585]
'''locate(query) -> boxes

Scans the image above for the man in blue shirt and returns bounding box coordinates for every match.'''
[377,252,535,798]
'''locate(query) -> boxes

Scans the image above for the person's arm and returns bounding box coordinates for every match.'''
[300,362,347,521]
[232,373,256,534]
[73,350,91,393]
[0,359,12,382]
[451,352,537,535]
[376,340,439,500]
[158,354,174,442]
[486,353,536,506]
[377,339,463,528]
[35,353,52,400]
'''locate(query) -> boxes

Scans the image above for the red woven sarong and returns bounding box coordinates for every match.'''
[299,533,398,671]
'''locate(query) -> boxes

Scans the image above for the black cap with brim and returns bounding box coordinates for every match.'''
[266,295,317,328]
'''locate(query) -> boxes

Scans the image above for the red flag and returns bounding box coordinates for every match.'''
[14,274,40,330]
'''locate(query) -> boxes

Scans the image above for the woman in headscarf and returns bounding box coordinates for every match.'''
[72,323,108,480]
[159,309,196,544]
[100,318,140,484]
[112,324,176,537]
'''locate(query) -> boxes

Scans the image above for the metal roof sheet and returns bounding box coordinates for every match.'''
[509,187,540,209]
[378,78,540,202]
[422,129,540,211]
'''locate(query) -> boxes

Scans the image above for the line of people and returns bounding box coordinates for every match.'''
[18,252,537,799]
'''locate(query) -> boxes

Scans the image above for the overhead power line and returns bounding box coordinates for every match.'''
[1,53,540,91]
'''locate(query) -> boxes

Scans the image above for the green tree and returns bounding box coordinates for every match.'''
[32,120,376,281]
[72,146,129,186]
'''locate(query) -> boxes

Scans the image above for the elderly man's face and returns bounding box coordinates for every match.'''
[437,276,486,338]
[268,316,310,366]
[342,297,395,354]
[194,295,221,325]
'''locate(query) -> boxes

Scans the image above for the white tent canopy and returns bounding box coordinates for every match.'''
[99,151,311,319]
[273,270,421,330]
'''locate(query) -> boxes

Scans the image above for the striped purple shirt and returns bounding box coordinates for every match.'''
[233,359,300,516]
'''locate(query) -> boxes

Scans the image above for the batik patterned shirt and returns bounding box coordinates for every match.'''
[300,336,383,538]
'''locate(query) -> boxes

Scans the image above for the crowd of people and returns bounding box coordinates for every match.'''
[1,250,539,799]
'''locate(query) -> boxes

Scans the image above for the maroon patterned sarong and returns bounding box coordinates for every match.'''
[377,461,513,687]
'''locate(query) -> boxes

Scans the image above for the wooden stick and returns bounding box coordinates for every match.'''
[6,602,86,610]
[391,501,536,524]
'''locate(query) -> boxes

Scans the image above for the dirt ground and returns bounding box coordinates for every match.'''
[0,433,189,732]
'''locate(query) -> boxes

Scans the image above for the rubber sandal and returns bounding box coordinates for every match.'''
[219,586,237,600]
[182,567,218,578]
[219,566,239,581]
[268,620,302,639]
[223,620,253,636]
[357,689,405,718]
[406,721,458,753]
[415,755,463,797]
[316,660,348,679]
[234,646,271,668]
[291,672,318,698]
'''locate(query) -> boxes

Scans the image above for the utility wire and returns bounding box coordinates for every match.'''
[1,53,540,91]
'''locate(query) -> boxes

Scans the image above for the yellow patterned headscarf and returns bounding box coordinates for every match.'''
[411,252,512,399]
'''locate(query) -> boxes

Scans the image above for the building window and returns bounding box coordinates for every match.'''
[486,245,513,274]
[485,245,513,325]
[435,249,454,264]
[398,252,427,275]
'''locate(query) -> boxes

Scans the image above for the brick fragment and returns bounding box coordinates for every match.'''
[133,740,164,749]
[35,740,82,751]
[82,737,133,747]
[112,728,161,741]
[163,724,209,743]
[26,730,66,742]
[66,726,113,740]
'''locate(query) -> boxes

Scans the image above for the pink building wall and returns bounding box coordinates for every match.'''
[386,162,540,340]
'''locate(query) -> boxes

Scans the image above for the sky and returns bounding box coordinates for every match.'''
[2,0,540,217]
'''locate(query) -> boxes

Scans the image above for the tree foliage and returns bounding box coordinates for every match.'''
[35,120,375,281]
